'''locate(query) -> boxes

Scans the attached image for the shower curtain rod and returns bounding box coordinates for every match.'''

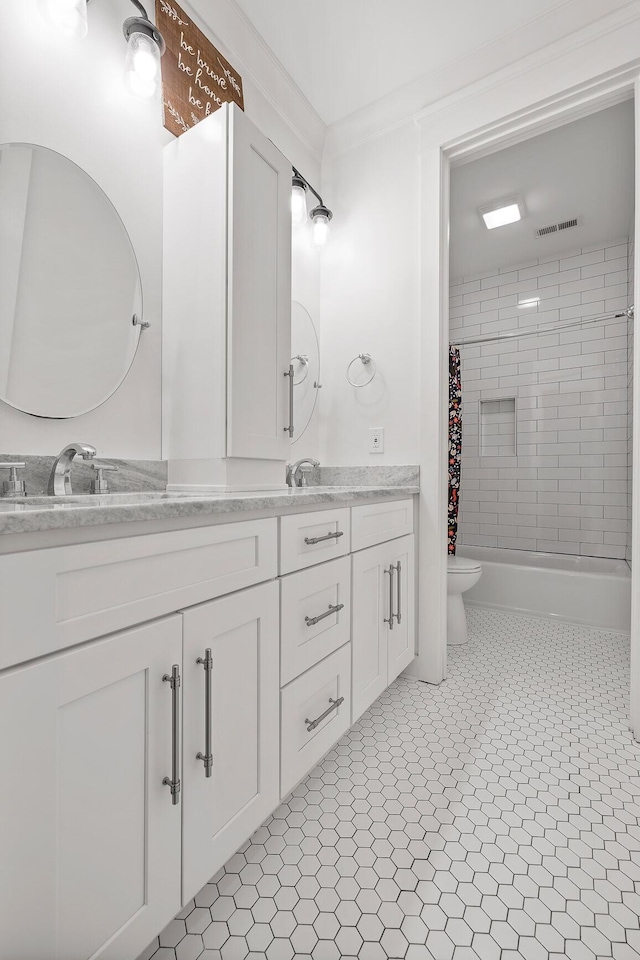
[450,306,634,348]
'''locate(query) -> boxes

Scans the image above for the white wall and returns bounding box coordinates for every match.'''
[316,9,640,689]
[318,122,421,465]
[453,239,630,559]
[0,1,169,457]
[0,0,321,459]
[628,237,635,565]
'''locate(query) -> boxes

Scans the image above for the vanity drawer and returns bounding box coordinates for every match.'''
[351,498,414,552]
[280,556,351,685]
[280,643,351,798]
[280,508,350,574]
[0,518,277,669]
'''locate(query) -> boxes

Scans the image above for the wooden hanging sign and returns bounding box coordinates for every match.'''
[155,0,244,137]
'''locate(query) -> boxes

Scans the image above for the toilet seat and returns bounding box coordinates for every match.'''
[448,556,481,574]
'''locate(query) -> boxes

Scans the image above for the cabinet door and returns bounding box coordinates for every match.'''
[386,534,416,683]
[227,104,292,460]
[0,618,182,960]
[182,581,279,901]
[351,541,390,722]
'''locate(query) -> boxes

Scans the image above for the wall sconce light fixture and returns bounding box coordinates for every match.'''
[41,0,166,101]
[292,166,333,246]
[123,0,166,100]
[310,203,333,247]
[291,173,308,225]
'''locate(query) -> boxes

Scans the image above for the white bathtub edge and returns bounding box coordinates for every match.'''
[466,600,631,635]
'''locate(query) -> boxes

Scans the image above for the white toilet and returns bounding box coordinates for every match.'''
[447,556,482,645]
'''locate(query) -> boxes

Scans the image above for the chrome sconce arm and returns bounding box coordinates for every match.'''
[291,165,333,246]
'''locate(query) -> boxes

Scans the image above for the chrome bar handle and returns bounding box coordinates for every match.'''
[162,665,181,805]
[284,364,294,437]
[305,603,344,627]
[305,696,344,732]
[304,530,344,545]
[196,648,214,778]
[384,565,395,630]
[395,561,402,625]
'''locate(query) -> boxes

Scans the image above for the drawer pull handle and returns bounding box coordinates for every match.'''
[305,696,344,732]
[196,648,214,778]
[304,530,344,545]
[384,564,395,631]
[305,602,344,627]
[162,665,181,805]
[395,560,402,625]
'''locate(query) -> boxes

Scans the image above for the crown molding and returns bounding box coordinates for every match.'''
[324,0,640,159]
[445,67,638,166]
[182,0,326,167]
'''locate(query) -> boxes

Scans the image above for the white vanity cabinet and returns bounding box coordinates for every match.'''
[352,533,416,722]
[163,103,293,488]
[181,581,280,899]
[0,493,416,959]
[0,616,183,960]
[277,498,415,799]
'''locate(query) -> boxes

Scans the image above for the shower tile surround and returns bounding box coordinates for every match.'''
[451,239,633,559]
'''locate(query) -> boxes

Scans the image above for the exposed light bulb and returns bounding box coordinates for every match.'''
[124,30,161,100]
[291,178,308,225]
[43,0,88,39]
[310,205,332,247]
[312,214,330,246]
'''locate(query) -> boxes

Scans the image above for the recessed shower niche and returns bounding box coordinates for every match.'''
[480,397,516,457]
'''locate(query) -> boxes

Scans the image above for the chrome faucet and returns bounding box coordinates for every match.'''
[287,458,320,488]
[48,443,97,496]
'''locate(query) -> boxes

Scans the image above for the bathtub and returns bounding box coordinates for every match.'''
[460,545,631,632]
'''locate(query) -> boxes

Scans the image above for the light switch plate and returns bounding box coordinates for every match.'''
[370,427,384,454]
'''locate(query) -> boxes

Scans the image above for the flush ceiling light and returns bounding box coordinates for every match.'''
[479,197,523,230]
[292,166,333,246]
[123,0,166,100]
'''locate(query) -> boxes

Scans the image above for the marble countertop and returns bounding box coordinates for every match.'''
[0,485,419,536]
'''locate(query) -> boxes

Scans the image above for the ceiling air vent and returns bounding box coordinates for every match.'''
[535,216,581,239]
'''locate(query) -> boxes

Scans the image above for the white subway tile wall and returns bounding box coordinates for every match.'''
[451,239,632,560]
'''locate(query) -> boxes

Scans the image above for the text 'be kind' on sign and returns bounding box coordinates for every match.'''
[155,0,244,137]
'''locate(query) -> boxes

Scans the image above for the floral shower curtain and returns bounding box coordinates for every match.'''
[448,346,462,555]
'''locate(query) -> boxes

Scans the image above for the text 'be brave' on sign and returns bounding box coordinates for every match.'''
[155,0,244,137]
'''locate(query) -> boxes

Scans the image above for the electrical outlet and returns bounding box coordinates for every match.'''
[370,427,384,454]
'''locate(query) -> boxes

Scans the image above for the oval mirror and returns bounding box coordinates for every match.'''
[0,143,142,419]
[291,301,320,443]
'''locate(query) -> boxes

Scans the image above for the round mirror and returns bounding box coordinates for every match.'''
[0,143,142,419]
[291,301,320,443]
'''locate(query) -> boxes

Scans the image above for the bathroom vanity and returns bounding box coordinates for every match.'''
[0,486,417,960]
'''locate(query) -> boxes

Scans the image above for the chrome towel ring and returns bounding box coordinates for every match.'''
[291,353,309,385]
[347,353,376,387]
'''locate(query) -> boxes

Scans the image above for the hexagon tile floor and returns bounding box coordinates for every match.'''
[139,607,640,960]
